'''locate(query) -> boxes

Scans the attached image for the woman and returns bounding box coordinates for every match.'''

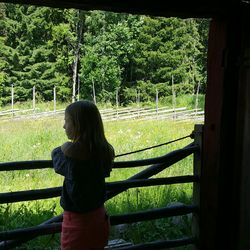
[51,100,114,250]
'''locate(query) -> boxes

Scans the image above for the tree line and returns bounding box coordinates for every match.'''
[0,3,209,106]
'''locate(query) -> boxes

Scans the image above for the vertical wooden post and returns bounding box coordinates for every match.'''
[53,86,56,113]
[116,88,119,120]
[171,75,176,120]
[201,18,227,250]
[32,86,36,113]
[195,81,200,120]
[137,90,140,118]
[202,16,243,250]
[156,89,159,118]
[192,124,203,250]
[11,84,14,117]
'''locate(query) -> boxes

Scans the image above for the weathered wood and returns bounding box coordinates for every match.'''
[233,12,250,250]
[192,124,203,249]
[0,187,62,204]
[105,239,133,249]
[106,175,199,190]
[0,143,197,171]
[110,204,197,225]
[0,175,198,204]
[0,0,240,18]
[115,142,196,164]
[105,237,196,250]
[202,15,245,250]
[200,19,226,250]
[0,160,52,171]
[0,205,197,240]
[107,144,197,200]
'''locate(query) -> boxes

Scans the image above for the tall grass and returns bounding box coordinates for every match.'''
[0,116,197,249]
[0,94,205,112]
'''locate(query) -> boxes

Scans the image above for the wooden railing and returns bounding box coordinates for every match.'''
[0,124,202,250]
[0,106,204,122]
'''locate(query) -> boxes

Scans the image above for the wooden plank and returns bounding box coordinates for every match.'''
[192,124,203,250]
[0,0,238,18]
[201,18,226,250]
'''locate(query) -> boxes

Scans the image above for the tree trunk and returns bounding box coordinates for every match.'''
[72,10,84,103]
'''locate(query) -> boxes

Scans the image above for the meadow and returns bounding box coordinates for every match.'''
[0,114,198,249]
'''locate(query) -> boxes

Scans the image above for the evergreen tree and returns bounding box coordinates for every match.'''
[133,17,203,90]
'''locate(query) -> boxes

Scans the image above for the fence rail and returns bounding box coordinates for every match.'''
[0,125,202,249]
[0,106,204,122]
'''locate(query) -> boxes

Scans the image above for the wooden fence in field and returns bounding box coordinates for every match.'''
[0,106,204,122]
[0,124,202,250]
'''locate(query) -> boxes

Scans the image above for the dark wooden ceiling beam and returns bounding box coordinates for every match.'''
[0,0,242,18]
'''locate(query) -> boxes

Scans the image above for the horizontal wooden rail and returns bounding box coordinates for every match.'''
[107,143,197,200]
[106,175,198,189]
[0,143,197,171]
[114,143,197,168]
[0,204,197,241]
[0,175,198,204]
[108,237,196,250]
[0,187,62,204]
[0,160,51,171]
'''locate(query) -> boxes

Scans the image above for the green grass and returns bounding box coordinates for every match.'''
[0,116,198,249]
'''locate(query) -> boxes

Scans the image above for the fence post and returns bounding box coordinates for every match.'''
[156,89,159,119]
[11,84,14,117]
[53,86,56,113]
[116,88,119,120]
[192,124,203,250]
[33,86,36,113]
[195,81,201,120]
[137,90,140,118]
[171,75,176,120]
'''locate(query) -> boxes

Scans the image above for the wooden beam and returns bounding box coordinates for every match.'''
[202,14,243,250]
[0,0,241,18]
[201,18,227,250]
[234,11,250,250]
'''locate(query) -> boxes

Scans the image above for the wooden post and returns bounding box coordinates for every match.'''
[53,86,56,113]
[192,124,203,250]
[171,75,176,120]
[137,90,140,118]
[32,86,36,113]
[116,88,119,120]
[201,17,243,250]
[156,89,159,118]
[11,84,14,117]
[195,81,201,120]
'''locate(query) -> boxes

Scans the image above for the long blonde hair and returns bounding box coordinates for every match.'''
[65,100,114,175]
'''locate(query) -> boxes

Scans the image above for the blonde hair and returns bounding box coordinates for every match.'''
[65,100,114,175]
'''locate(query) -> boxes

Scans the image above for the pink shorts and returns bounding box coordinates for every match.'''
[61,206,110,250]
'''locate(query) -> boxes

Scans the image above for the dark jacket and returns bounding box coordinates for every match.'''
[51,147,106,213]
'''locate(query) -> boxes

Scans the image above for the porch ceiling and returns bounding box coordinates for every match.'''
[0,0,243,18]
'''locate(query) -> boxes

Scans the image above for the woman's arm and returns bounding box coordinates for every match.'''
[61,141,73,156]
[51,146,73,179]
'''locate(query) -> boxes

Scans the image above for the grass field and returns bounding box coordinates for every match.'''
[0,116,198,249]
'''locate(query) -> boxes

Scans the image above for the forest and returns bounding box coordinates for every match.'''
[0,3,209,106]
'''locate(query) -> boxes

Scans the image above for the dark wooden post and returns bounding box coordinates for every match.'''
[234,11,250,250]
[201,11,250,250]
[192,124,203,250]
